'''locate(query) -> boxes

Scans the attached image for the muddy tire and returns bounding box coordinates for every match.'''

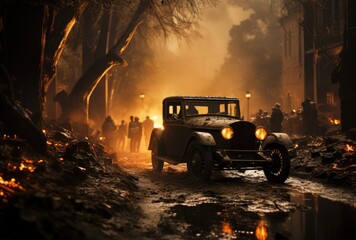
[187,141,213,181]
[263,145,290,183]
[151,137,163,172]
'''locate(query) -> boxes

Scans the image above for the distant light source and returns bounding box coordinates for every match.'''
[245,90,251,121]
[140,93,145,119]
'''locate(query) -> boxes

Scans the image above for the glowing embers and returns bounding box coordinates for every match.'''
[0,177,23,190]
[0,177,24,201]
[328,118,341,125]
[7,158,40,173]
[2,134,17,139]
[345,143,355,152]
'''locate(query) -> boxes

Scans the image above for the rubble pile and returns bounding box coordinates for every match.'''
[291,131,356,191]
[0,123,140,240]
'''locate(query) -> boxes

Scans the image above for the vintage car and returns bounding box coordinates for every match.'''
[148,96,296,183]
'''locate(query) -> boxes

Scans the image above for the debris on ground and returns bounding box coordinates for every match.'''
[1,120,356,239]
[291,128,356,191]
[0,122,141,239]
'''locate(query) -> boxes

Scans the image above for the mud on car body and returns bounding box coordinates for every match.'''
[149,96,296,183]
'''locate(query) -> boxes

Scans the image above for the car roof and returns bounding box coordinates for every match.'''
[163,96,239,102]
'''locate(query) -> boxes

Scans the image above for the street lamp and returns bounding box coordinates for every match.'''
[139,93,145,120]
[245,91,251,121]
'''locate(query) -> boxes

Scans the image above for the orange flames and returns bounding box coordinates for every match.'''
[328,118,341,125]
[0,177,24,197]
[345,144,355,152]
[221,221,233,236]
[255,220,268,240]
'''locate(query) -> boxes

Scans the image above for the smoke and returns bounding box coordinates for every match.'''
[109,0,282,126]
[142,0,282,120]
[138,1,253,108]
[213,0,282,118]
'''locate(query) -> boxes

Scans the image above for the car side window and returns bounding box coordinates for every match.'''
[167,102,181,120]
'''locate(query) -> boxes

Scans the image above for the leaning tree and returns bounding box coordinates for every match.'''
[0,0,216,152]
[54,0,217,127]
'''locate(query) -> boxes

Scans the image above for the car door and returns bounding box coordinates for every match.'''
[162,101,186,160]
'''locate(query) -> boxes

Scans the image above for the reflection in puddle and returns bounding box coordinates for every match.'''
[166,193,355,239]
[255,220,268,240]
[221,221,233,236]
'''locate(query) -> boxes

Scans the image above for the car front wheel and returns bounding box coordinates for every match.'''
[151,137,163,172]
[263,145,290,183]
[187,141,213,181]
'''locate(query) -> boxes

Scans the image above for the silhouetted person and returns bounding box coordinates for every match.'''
[131,117,142,152]
[270,103,283,132]
[128,116,135,152]
[301,98,312,134]
[142,116,154,148]
[101,115,117,148]
[255,109,264,127]
[287,109,299,134]
[117,120,127,151]
[309,102,324,135]
[186,103,198,115]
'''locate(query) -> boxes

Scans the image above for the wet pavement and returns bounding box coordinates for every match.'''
[117,152,356,240]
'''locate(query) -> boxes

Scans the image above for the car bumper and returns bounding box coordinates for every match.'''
[216,149,273,165]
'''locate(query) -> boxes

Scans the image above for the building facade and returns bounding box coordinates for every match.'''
[281,0,345,117]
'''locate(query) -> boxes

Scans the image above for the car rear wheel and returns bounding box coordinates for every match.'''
[263,145,290,183]
[151,137,163,172]
[187,141,213,181]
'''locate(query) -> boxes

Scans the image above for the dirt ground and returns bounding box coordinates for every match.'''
[115,150,355,239]
[1,128,355,239]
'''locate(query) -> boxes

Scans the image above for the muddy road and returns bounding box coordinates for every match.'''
[117,152,356,240]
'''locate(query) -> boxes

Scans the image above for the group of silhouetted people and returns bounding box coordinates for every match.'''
[101,115,154,153]
[253,98,322,135]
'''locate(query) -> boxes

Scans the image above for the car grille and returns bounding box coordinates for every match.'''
[229,121,256,150]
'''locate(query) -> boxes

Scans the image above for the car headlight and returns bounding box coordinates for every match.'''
[255,127,267,141]
[221,127,234,140]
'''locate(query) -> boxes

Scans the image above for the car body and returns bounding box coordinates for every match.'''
[148,96,296,183]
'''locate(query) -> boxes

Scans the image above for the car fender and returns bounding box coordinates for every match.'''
[261,133,296,158]
[190,131,216,146]
[148,128,163,150]
[181,131,216,162]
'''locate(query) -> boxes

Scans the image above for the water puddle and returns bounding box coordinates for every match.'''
[165,193,355,239]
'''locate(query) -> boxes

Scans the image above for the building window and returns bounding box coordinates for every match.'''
[326,92,334,105]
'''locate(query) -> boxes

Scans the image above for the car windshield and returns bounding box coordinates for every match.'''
[184,100,240,118]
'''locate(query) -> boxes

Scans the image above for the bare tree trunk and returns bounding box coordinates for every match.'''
[42,2,87,115]
[89,9,112,126]
[56,0,149,124]
[4,2,47,121]
[332,0,356,132]
[0,1,48,153]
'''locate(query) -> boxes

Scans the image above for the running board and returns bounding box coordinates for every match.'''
[156,156,180,165]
